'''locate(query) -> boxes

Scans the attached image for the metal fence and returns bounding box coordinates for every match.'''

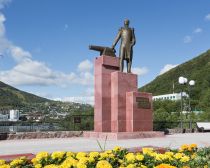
[0,116,205,133]
[0,115,94,133]
[153,121,198,131]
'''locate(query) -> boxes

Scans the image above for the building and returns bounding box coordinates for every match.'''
[9,110,20,121]
[153,92,188,101]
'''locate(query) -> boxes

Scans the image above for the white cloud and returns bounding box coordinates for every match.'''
[205,13,210,21]
[10,46,31,62]
[0,0,11,9]
[194,28,202,33]
[78,59,93,72]
[183,35,192,43]
[0,11,94,87]
[132,67,148,76]
[159,64,178,75]
[0,60,94,86]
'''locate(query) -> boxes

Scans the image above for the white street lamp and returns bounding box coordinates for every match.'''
[189,80,195,86]
[178,76,188,131]
[179,76,185,84]
[178,77,195,132]
[188,80,195,130]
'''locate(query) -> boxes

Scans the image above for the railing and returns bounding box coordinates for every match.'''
[0,117,207,133]
[0,115,94,133]
[153,121,200,132]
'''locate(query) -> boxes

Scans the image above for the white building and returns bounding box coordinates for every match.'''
[9,110,20,121]
[153,92,188,101]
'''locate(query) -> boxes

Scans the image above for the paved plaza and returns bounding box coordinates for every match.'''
[0,133,210,155]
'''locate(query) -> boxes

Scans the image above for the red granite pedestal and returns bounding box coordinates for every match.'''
[111,71,138,132]
[126,92,153,132]
[94,55,119,132]
[83,55,164,140]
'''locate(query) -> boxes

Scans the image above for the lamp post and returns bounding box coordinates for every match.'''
[189,80,195,130]
[178,76,188,130]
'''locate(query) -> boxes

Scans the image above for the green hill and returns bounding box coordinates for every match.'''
[0,81,93,117]
[139,49,210,103]
[0,81,50,109]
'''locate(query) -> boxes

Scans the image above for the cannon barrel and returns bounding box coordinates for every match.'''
[89,45,106,52]
[89,45,116,57]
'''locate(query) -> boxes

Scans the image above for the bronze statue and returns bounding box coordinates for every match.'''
[89,45,116,57]
[111,19,136,73]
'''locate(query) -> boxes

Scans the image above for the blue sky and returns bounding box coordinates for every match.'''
[0,0,210,104]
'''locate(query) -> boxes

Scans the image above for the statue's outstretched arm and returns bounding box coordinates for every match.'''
[112,29,121,49]
[132,28,136,46]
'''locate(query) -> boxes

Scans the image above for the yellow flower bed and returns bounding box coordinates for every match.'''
[0,144,209,168]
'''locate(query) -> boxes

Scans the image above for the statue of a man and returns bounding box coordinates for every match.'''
[111,19,136,73]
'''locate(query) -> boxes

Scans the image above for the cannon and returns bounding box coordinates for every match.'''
[89,45,116,57]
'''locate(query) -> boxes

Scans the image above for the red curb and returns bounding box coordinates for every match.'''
[0,153,35,161]
[127,146,167,153]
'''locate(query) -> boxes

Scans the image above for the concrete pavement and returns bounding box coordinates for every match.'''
[0,133,210,155]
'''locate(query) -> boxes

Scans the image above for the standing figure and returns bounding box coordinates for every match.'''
[111,19,136,73]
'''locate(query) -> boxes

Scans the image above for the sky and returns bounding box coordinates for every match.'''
[0,0,210,105]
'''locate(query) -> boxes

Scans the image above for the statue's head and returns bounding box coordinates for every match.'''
[124,19,130,27]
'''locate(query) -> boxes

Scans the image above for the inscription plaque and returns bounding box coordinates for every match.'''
[136,97,151,109]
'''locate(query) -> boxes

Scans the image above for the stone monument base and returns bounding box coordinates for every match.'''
[83,131,164,140]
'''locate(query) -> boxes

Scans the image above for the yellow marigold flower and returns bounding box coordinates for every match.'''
[10,159,24,167]
[0,165,10,168]
[125,153,135,163]
[89,151,99,158]
[88,157,95,163]
[155,154,169,161]
[113,146,122,152]
[61,157,78,167]
[77,162,87,168]
[165,152,174,157]
[155,163,177,168]
[180,156,190,163]
[174,153,183,160]
[96,160,112,168]
[180,144,188,151]
[141,165,147,168]
[76,152,87,160]
[142,148,156,157]
[36,152,49,161]
[44,164,58,168]
[136,154,144,161]
[100,152,109,159]
[0,160,5,166]
[0,164,10,168]
[190,143,197,148]
[126,164,135,168]
[108,153,115,158]
[35,164,42,168]
[51,151,66,160]
[31,158,37,165]
[78,157,89,164]
[66,151,75,157]
[105,150,112,154]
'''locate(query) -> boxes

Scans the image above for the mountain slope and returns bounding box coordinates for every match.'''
[0,81,50,108]
[139,49,210,101]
